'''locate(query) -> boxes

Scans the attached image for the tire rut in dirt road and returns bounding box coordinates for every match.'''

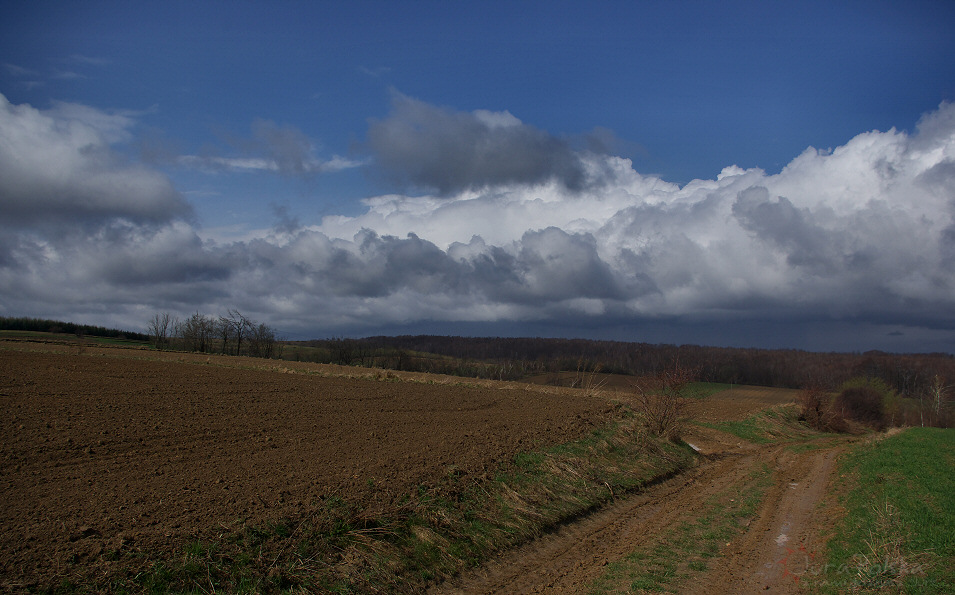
[431,440,847,595]
[685,443,845,595]
[430,447,756,594]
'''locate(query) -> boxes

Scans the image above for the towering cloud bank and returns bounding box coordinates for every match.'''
[322,101,955,326]
[1,93,953,349]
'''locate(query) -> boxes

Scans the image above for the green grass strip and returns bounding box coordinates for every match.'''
[699,405,814,444]
[681,382,735,399]
[810,428,955,594]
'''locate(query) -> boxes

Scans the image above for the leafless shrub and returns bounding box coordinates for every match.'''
[628,365,697,440]
[572,359,607,397]
[797,385,826,429]
[797,385,849,432]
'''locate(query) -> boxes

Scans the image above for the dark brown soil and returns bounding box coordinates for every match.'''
[0,341,612,590]
[1,339,843,594]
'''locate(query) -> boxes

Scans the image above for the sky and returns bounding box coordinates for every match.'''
[2,1,955,353]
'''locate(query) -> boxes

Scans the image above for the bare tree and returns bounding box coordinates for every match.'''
[247,322,278,358]
[922,374,951,427]
[176,312,216,353]
[147,312,174,350]
[628,365,698,440]
[332,337,356,366]
[222,309,250,355]
[215,315,232,354]
[149,308,280,359]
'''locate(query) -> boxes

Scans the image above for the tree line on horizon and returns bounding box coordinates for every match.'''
[147,310,280,359]
[0,316,150,342]
[291,335,954,407]
[2,315,951,426]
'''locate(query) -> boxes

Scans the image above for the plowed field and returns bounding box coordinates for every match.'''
[0,341,613,590]
[2,339,840,595]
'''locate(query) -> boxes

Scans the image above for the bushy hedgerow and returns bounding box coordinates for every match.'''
[834,377,898,430]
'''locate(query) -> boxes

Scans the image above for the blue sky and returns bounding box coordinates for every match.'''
[2,1,955,352]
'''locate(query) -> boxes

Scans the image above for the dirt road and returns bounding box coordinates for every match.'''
[433,409,848,594]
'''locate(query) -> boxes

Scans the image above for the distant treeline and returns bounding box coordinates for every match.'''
[0,316,150,342]
[147,310,281,359]
[293,335,955,398]
[4,315,952,403]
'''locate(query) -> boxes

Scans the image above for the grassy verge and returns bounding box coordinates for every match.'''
[588,462,773,594]
[699,405,817,444]
[57,408,695,594]
[682,382,735,399]
[810,428,955,593]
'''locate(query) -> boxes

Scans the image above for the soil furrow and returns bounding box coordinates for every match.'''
[1,341,820,592]
[0,345,612,588]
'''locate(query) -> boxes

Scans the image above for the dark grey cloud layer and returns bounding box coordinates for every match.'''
[3,93,955,352]
[367,93,592,194]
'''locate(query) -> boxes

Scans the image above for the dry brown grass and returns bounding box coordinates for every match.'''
[850,500,933,592]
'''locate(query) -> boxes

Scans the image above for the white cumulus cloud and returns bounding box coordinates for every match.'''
[0,93,191,227]
[2,93,954,351]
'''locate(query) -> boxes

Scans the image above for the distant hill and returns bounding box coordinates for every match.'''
[3,316,952,401]
[292,334,955,397]
[0,316,150,342]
